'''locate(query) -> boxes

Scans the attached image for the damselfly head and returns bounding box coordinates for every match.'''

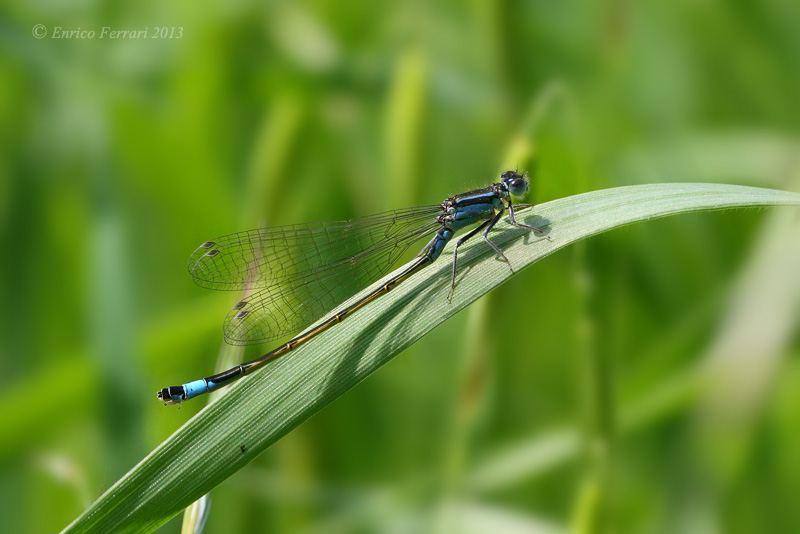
[500,170,529,198]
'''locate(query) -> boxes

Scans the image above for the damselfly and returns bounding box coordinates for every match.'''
[158,170,549,405]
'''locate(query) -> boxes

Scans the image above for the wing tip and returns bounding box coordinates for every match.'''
[223,304,277,346]
[187,241,234,289]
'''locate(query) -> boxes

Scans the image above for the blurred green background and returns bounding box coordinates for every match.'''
[2,1,800,533]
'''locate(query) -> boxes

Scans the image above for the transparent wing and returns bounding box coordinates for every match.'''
[188,206,442,345]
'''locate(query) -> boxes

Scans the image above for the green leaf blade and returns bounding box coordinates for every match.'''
[62,183,800,534]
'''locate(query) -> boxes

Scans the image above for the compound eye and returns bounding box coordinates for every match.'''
[507,177,529,197]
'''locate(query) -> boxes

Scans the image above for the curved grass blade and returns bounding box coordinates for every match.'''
[62,183,800,534]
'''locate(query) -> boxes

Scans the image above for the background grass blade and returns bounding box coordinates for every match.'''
[62,183,800,534]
